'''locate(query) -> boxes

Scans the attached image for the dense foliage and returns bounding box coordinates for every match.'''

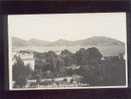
[13,47,126,87]
[13,56,32,88]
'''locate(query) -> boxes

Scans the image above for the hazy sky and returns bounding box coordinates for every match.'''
[8,13,127,42]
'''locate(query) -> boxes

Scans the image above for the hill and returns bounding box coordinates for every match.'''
[12,37,28,47]
[12,36,125,47]
[75,36,124,46]
[28,39,51,46]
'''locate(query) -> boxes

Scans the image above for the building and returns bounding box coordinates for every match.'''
[19,52,35,71]
[12,50,35,71]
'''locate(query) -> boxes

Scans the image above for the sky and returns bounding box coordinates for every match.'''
[8,12,127,43]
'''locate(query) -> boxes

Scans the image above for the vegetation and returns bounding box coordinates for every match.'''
[13,47,126,88]
[75,47,103,85]
[12,56,32,88]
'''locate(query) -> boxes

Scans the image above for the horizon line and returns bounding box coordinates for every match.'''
[12,35,125,43]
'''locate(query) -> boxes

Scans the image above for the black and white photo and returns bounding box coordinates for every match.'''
[8,13,128,90]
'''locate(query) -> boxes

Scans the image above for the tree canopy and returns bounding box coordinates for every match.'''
[13,56,32,88]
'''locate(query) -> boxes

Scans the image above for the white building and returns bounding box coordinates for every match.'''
[12,51,35,71]
[20,53,35,71]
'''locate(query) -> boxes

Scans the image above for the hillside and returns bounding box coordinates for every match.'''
[12,37,28,47]
[75,36,124,46]
[28,39,51,46]
[12,36,125,56]
[12,36,125,47]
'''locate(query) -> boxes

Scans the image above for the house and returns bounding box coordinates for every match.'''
[12,50,35,71]
[19,52,35,71]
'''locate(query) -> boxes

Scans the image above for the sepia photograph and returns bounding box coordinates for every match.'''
[8,13,128,90]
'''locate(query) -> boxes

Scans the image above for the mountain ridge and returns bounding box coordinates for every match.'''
[12,36,125,47]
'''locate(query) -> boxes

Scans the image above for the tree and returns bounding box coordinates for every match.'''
[101,56,126,86]
[46,51,58,75]
[86,47,103,64]
[13,56,32,88]
[61,49,75,66]
[75,48,88,65]
[76,47,103,85]
[56,55,66,77]
[78,64,103,85]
